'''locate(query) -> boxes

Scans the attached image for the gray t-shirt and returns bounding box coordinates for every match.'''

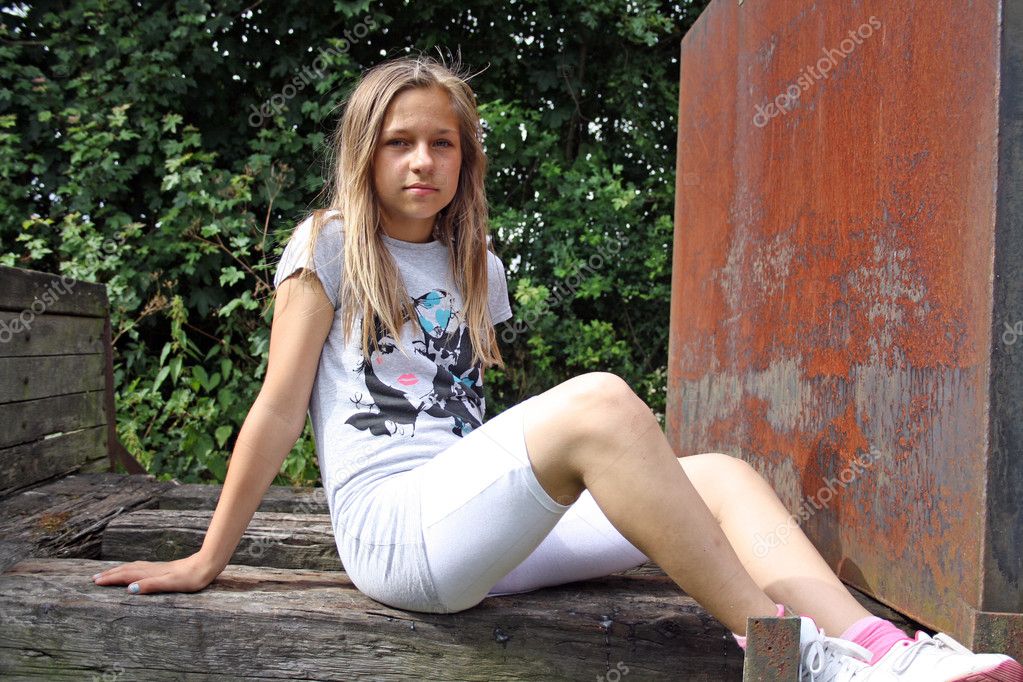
[272,214,514,524]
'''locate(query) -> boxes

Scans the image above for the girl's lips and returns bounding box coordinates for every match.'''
[397,373,418,386]
[405,187,437,196]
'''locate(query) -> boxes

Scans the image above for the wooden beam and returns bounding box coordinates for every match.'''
[0,354,106,403]
[0,558,746,681]
[0,426,107,497]
[0,313,104,359]
[0,267,107,318]
[0,473,172,559]
[156,482,329,514]
[0,391,107,450]
[102,509,343,571]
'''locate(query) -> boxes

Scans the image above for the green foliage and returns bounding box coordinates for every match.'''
[0,0,707,485]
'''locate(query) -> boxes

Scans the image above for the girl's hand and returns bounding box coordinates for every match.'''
[91,553,224,595]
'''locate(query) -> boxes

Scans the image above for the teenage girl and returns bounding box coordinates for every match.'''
[91,55,1023,682]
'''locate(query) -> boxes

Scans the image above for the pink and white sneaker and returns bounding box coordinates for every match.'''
[865,631,1023,681]
[797,616,893,682]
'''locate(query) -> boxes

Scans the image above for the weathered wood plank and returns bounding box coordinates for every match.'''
[0,391,106,450]
[156,482,330,514]
[76,454,109,475]
[0,472,153,510]
[0,558,746,680]
[0,312,105,359]
[102,509,343,571]
[0,540,35,573]
[0,426,107,498]
[0,473,173,560]
[618,561,667,577]
[0,354,106,403]
[0,266,107,317]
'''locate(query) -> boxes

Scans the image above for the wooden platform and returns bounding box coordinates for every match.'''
[0,472,920,680]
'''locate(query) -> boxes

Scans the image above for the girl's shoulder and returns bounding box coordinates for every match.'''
[484,238,507,271]
[299,209,344,238]
[285,210,345,256]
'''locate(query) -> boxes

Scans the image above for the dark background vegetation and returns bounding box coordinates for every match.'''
[0,0,709,485]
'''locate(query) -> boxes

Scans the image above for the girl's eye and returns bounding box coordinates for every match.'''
[435,139,454,147]
[386,139,407,147]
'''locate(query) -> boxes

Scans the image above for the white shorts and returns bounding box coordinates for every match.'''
[334,395,649,613]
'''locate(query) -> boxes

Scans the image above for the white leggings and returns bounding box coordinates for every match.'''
[334,395,649,613]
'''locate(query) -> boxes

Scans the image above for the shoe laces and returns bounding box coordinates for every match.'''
[801,628,873,682]
[890,632,972,673]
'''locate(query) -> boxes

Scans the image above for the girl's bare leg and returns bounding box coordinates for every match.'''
[520,373,778,635]
[521,372,873,637]
[678,453,873,635]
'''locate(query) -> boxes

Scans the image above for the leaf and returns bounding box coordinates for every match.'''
[219,266,245,287]
[207,456,227,481]
[152,365,170,392]
[214,425,232,448]
[192,365,209,391]
[170,356,183,384]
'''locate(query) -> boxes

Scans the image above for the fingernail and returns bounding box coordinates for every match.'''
[128,582,140,594]
[92,573,100,580]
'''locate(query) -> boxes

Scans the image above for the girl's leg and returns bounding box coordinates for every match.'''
[519,373,1023,681]
[486,486,650,597]
[521,372,778,635]
[677,453,873,636]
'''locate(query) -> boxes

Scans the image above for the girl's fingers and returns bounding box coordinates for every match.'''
[128,572,176,595]
[91,562,151,584]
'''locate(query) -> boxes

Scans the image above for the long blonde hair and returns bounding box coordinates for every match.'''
[286,54,504,370]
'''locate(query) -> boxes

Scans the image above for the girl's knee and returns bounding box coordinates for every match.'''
[694,452,761,481]
[554,372,649,437]
[551,371,632,399]
[681,452,766,515]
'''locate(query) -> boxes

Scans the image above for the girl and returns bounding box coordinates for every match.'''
[92,55,1022,682]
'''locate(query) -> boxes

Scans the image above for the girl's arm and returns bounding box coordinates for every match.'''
[93,271,335,593]
[195,271,336,577]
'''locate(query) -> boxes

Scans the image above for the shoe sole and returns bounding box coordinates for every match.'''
[949,660,1023,682]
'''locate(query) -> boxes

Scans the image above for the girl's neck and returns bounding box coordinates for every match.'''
[380,217,436,244]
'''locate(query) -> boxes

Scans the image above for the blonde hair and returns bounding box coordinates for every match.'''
[285,54,504,370]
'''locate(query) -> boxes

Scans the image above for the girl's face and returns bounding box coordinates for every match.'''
[373,85,462,240]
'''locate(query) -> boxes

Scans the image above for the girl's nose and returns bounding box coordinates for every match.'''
[409,143,433,171]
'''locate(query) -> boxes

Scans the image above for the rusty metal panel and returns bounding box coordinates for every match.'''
[742,616,801,682]
[667,0,1021,657]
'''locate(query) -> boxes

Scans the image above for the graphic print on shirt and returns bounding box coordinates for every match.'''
[345,289,484,438]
